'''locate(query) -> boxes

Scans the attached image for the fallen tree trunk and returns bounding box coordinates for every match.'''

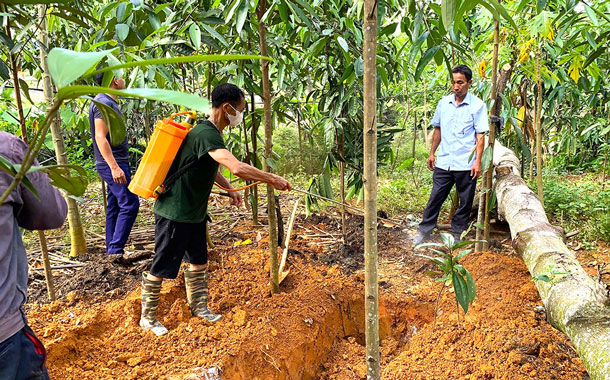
[493,142,610,380]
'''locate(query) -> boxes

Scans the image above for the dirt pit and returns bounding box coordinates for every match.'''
[26,205,589,379]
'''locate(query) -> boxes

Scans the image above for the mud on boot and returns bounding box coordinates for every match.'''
[185,267,222,322]
[140,273,168,336]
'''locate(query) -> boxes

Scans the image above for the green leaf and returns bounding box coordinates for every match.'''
[452,271,470,313]
[59,86,210,113]
[463,269,476,303]
[533,274,551,282]
[285,0,314,29]
[189,23,201,49]
[90,98,126,146]
[440,232,455,249]
[235,0,249,34]
[116,23,129,41]
[415,254,446,268]
[481,0,518,30]
[1,0,70,3]
[92,54,273,76]
[453,239,483,251]
[481,145,493,171]
[487,190,497,212]
[266,157,277,170]
[50,12,90,29]
[441,0,456,32]
[414,46,440,81]
[0,155,17,176]
[397,157,414,170]
[31,165,88,197]
[455,248,472,260]
[105,54,124,80]
[201,23,229,48]
[415,242,445,249]
[116,2,127,22]
[48,48,117,89]
[584,46,604,68]
[584,5,598,26]
[0,58,9,80]
[337,36,349,53]
[18,79,34,104]
[409,31,429,63]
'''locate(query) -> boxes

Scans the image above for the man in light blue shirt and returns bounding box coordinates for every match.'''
[413,65,489,245]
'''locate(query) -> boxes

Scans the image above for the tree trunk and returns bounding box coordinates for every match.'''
[535,46,544,207]
[297,108,303,171]
[250,89,259,225]
[339,133,346,244]
[483,17,500,250]
[257,0,279,294]
[39,6,87,257]
[493,142,610,380]
[363,0,380,378]
[37,230,56,302]
[4,15,27,141]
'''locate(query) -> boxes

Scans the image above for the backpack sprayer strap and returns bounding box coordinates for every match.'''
[153,159,199,198]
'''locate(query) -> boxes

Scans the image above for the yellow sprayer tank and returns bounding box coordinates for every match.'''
[129,112,196,199]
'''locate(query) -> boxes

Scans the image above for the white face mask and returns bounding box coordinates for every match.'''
[227,104,243,126]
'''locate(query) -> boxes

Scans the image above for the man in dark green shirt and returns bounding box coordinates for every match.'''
[140,83,291,336]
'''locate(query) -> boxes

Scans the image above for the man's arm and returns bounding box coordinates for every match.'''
[470,133,485,180]
[214,171,243,206]
[94,118,126,184]
[208,148,291,191]
[427,127,441,171]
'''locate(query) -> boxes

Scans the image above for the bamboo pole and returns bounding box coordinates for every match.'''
[363,0,380,378]
[257,0,279,294]
[483,16,500,250]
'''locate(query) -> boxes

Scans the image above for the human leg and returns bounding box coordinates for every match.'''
[418,168,456,235]
[140,215,188,336]
[96,164,119,254]
[451,171,477,236]
[183,219,221,322]
[0,325,51,380]
[105,162,139,254]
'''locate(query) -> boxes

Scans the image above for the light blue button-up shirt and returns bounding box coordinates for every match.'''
[431,92,489,171]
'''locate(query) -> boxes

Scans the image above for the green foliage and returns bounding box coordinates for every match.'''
[537,172,610,242]
[532,264,569,284]
[416,233,480,315]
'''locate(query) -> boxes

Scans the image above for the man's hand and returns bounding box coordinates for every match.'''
[471,160,482,180]
[272,175,292,191]
[426,154,436,171]
[229,191,243,207]
[111,165,127,184]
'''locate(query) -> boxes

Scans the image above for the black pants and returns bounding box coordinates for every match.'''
[150,215,209,279]
[418,168,477,235]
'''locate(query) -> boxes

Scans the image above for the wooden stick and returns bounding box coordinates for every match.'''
[291,188,403,226]
[37,230,56,302]
[279,198,301,283]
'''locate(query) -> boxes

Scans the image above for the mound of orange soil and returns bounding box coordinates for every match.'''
[26,214,588,379]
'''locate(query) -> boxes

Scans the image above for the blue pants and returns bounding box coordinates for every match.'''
[0,324,51,380]
[96,162,139,254]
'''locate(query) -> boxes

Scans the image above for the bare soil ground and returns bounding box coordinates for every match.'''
[22,193,595,380]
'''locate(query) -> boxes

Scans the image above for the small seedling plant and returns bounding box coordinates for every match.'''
[531,264,570,284]
[416,233,481,321]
